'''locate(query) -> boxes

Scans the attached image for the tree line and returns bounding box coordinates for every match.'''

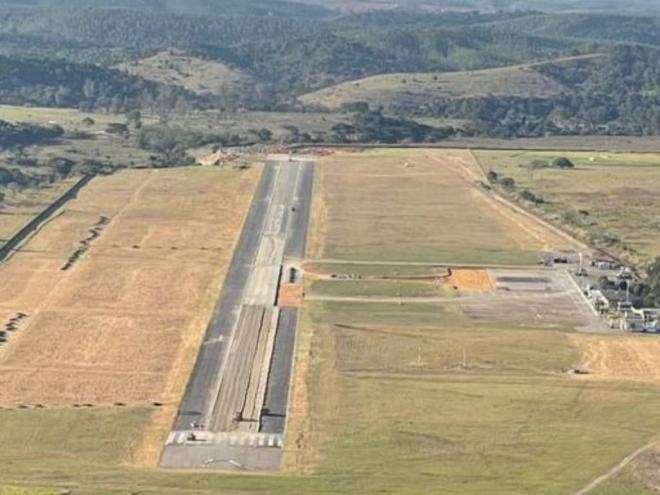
[0,120,64,148]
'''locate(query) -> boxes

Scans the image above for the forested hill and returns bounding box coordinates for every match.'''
[0,8,593,89]
[0,0,335,19]
[495,14,660,47]
[0,54,199,111]
[0,4,659,139]
[1,0,659,15]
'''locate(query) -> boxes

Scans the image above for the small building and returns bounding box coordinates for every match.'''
[591,258,621,271]
[586,286,629,312]
[586,287,611,312]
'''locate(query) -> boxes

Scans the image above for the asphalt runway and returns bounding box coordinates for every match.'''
[172,163,276,431]
[163,158,314,469]
[209,305,272,432]
[284,159,315,259]
[261,307,298,434]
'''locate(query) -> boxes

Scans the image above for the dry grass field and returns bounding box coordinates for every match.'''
[309,148,572,265]
[569,334,660,382]
[281,300,660,494]
[474,150,660,265]
[299,65,566,111]
[0,166,258,463]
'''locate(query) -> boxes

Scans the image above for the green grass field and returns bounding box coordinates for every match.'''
[0,488,58,495]
[313,149,552,265]
[307,279,454,298]
[474,150,660,264]
[288,300,660,494]
[305,261,448,278]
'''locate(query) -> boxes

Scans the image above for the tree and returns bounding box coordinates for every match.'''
[126,110,143,129]
[106,123,129,136]
[257,128,273,142]
[553,157,575,169]
[499,177,516,190]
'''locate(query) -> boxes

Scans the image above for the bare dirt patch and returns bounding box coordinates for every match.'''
[448,269,494,292]
[569,334,660,382]
[279,284,303,307]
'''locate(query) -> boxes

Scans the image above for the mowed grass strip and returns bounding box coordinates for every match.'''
[315,149,545,265]
[307,279,454,299]
[0,407,331,495]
